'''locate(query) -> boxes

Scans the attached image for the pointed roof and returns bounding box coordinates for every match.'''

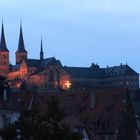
[0,21,9,52]
[16,23,27,53]
[40,37,44,60]
[40,37,43,53]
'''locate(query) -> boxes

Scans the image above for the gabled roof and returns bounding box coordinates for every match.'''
[28,57,62,75]
[0,22,9,52]
[9,57,63,74]
[42,57,55,65]
[7,91,36,111]
[104,65,139,77]
[42,57,62,67]
[10,63,21,71]
[24,57,62,68]
[25,59,41,67]
[0,100,21,111]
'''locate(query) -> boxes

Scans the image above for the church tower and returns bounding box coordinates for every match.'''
[16,24,27,64]
[0,21,9,76]
[40,37,44,60]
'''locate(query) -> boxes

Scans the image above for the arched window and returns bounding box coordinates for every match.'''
[49,70,54,87]
[3,62,6,65]
[3,54,6,58]
[55,70,60,86]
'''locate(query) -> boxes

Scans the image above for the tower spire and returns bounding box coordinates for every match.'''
[16,23,27,53]
[0,20,9,52]
[16,22,27,64]
[40,36,44,60]
[0,20,9,76]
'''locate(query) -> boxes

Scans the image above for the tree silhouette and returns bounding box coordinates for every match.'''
[0,97,82,140]
[0,124,16,140]
[116,92,138,140]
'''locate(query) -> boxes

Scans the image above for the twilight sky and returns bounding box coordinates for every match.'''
[0,0,140,73]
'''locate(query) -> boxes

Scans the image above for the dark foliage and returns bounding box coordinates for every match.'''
[116,92,138,140]
[0,97,82,140]
[0,124,16,140]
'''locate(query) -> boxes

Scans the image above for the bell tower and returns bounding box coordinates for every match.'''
[0,21,9,76]
[16,23,27,64]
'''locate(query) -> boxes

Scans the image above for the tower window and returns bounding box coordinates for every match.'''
[4,89,8,101]
[3,54,6,58]
[3,62,6,65]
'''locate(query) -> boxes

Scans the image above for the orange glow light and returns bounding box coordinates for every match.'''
[65,81,71,89]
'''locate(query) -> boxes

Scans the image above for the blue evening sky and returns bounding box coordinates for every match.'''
[0,0,140,73]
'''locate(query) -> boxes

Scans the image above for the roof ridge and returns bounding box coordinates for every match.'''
[64,66,90,69]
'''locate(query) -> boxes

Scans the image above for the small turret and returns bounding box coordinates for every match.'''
[40,37,44,60]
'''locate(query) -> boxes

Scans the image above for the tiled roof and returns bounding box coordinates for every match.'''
[0,91,36,111]
[104,65,139,77]
[9,57,62,74]
[25,59,41,67]
[64,64,138,79]
[42,57,62,67]
[30,88,127,138]
[64,66,103,78]
[10,64,21,71]
[0,100,21,111]
[30,69,47,76]
[25,57,62,68]
[1,88,138,139]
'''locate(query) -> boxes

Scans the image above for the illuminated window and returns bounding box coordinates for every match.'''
[65,81,71,89]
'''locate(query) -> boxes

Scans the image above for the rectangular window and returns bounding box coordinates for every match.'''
[4,89,8,101]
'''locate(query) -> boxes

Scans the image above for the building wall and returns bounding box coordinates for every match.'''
[69,75,139,90]
[16,52,27,64]
[7,71,19,80]
[0,52,9,76]
[60,69,71,89]
[29,74,47,88]
[103,75,139,89]
[6,58,140,90]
